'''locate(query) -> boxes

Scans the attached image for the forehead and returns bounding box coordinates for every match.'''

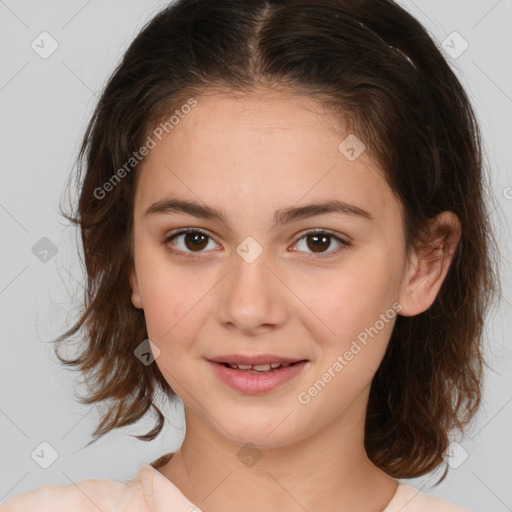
[134,89,398,225]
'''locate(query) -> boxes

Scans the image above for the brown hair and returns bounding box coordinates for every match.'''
[54,0,500,482]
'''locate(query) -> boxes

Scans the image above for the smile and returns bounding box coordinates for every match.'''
[208,359,309,393]
[222,362,296,373]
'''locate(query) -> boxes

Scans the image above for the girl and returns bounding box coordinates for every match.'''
[3,0,499,510]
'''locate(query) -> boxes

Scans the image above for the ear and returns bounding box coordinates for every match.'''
[129,266,144,309]
[398,211,461,317]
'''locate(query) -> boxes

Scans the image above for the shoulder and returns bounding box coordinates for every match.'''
[0,474,145,512]
[386,483,470,512]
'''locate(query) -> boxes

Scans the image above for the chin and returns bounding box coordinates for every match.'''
[213,412,303,449]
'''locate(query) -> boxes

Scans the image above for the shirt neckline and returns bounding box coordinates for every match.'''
[138,454,409,512]
[138,462,203,512]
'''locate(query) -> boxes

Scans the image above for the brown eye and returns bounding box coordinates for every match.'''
[292,230,350,258]
[165,229,218,255]
[306,233,332,253]
[182,232,209,251]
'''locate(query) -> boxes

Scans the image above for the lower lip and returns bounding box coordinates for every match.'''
[208,360,308,394]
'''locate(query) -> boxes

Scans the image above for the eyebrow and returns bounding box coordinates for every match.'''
[143,197,373,227]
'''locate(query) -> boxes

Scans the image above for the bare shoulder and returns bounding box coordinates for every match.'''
[389,484,470,512]
[1,477,130,511]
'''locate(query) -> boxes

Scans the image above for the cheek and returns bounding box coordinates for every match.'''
[142,285,204,345]
[290,252,401,401]
[294,249,400,341]
[135,239,201,336]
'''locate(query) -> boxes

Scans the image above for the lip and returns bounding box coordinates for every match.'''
[208,359,309,394]
[208,354,306,365]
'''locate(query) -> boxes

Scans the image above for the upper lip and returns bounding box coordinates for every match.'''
[208,354,307,365]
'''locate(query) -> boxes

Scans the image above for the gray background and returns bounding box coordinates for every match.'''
[1,1,511,510]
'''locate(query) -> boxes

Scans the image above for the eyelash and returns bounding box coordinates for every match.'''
[163,228,351,260]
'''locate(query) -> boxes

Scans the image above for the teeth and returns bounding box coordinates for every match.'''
[252,363,269,371]
[224,362,296,370]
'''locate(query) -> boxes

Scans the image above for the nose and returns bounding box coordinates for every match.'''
[215,248,289,335]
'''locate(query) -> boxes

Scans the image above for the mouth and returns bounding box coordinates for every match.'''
[207,355,309,393]
[216,361,307,374]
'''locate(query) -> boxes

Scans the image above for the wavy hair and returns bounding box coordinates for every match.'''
[53,0,500,482]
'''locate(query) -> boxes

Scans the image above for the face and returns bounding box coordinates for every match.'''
[129,88,420,448]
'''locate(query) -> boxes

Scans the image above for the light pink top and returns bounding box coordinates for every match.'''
[1,453,469,511]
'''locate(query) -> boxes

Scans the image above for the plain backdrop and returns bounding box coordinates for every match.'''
[0,1,511,510]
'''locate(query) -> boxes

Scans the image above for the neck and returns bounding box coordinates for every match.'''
[157,397,398,512]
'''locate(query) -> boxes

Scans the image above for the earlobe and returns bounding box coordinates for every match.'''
[129,267,144,309]
[398,211,461,317]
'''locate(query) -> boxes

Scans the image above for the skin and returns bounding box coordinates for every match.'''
[129,87,461,512]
